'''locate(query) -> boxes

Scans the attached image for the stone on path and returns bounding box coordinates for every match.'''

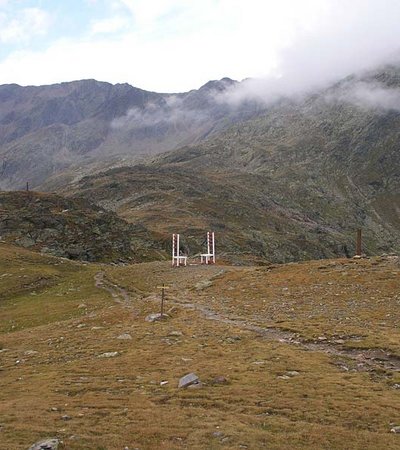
[178,373,200,388]
[28,438,60,450]
[195,280,213,290]
[117,333,132,340]
[98,351,119,358]
[168,330,183,337]
[145,313,169,322]
[391,426,400,434]
[187,381,203,389]
[212,375,229,385]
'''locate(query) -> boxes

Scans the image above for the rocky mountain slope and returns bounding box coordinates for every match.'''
[58,65,400,262]
[1,65,400,263]
[0,191,162,262]
[0,77,260,190]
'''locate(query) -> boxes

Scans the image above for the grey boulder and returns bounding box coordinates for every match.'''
[28,438,59,450]
[178,373,200,388]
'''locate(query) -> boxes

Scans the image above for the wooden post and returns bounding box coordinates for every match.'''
[356,229,362,256]
[161,283,165,317]
[26,182,29,192]
[157,284,170,318]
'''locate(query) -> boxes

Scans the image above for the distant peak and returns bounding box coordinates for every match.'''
[199,77,237,91]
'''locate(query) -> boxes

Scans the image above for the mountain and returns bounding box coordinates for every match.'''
[1,65,400,263]
[0,77,261,190]
[59,65,400,262]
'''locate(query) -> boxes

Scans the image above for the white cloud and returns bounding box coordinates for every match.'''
[90,16,129,35]
[0,0,399,94]
[218,0,400,105]
[0,7,50,44]
[331,82,400,112]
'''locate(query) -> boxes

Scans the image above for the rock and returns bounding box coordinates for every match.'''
[117,333,132,340]
[225,335,241,343]
[391,426,400,433]
[160,380,169,386]
[98,352,119,358]
[28,438,60,450]
[77,304,86,309]
[187,381,203,389]
[16,236,35,248]
[145,313,169,322]
[168,330,183,337]
[178,373,200,388]
[286,371,300,377]
[61,415,71,421]
[24,350,39,356]
[212,431,224,438]
[212,376,229,385]
[195,280,213,290]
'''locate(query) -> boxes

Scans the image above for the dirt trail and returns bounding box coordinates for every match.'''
[95,271,400,375]
[94,271,132,306]
[171,298,400,374]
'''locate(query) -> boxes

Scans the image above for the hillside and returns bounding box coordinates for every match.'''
[0,243,399,449]
[0,191,162,262]
[0,78,260,190]
[1,65,400,262]
[61,65,400,262]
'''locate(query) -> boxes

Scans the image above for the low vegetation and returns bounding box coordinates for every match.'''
[0,243,399,449]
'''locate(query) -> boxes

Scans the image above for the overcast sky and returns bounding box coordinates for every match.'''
[0,0,399,92]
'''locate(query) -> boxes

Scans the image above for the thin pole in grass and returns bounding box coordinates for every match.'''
[157,283,170,318]
[356,229,362,257]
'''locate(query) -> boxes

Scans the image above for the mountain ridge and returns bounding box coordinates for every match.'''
[2,64,400,262]
[0,76,254,190]
[57,64,400,262]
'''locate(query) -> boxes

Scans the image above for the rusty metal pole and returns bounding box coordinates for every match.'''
[356,229,362,256]
[161,284,165,317]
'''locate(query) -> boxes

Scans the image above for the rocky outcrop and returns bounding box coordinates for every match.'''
[0,191,159,262]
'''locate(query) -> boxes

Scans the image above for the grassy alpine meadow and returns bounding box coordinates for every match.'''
[0,243,399,449]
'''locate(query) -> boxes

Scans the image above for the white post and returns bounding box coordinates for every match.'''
[212,232,216,264]
[177,234,180,267]
[172,234,175,266]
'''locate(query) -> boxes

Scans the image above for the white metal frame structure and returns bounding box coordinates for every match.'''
[200,231,216,264]
[172,233,187,267]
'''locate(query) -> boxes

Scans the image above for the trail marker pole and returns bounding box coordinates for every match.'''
[161,284,165,316]
[157,284,170,317]
[356,229,362,257]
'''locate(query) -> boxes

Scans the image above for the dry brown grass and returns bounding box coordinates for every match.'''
[0,246,399,449]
